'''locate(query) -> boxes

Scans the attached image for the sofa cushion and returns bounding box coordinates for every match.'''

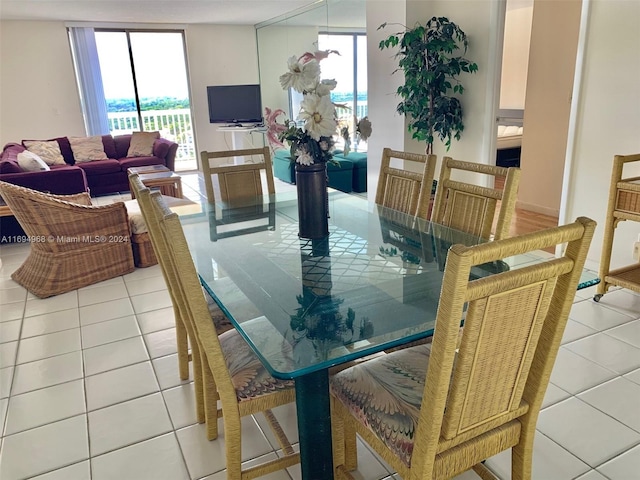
[1,165,88,195]
[56,137,75,165]
[101,135,118,159]
[1,143,26,173]
[69,136,108,163]
[119,156,165,170]
[22,140,65,166]
[0,159,22,174]
[22,138,75,165]
[122,196,196,234]
[153,140,170,160]
[114,135,131,159]
[127,131,160,157]
[17,151,50,172]
[75,158,122,175]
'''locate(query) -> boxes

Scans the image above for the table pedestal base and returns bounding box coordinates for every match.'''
[295,370,334,480]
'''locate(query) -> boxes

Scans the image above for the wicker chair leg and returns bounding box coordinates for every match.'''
[473,463,500,480]
[511,433,534,480]
[175,311,190,380]
[263,409,295,455]
[203,361,220,441]
[224,417,243,480]
[191,345,205,425]
[331,396,346,469]
[335,465,356,480]
[343,414,358,471]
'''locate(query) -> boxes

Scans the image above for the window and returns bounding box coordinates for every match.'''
[317,33,367,151]
[69,28,196,171]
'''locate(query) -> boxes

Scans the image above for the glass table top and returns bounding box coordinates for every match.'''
[179,190,599,379]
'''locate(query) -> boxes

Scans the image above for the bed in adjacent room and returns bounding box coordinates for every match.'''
[496,109,524,168]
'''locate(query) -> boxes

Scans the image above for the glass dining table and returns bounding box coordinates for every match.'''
[178,190,599,480]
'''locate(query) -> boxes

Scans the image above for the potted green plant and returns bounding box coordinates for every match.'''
[379,17,478,154]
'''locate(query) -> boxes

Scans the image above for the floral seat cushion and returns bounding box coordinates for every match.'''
[219,328,294,401]
[330,344,432,467]
[201,286,234,335]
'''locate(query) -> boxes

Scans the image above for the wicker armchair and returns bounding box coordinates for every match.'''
[331,217,596,480]
[0,181,134,298]
[375,148,437,220]
[146,190,299,478]
[432,157,521,240]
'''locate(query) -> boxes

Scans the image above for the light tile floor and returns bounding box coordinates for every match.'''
[1,174,639,479]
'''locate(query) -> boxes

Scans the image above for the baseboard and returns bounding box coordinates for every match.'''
[515,200,559,218]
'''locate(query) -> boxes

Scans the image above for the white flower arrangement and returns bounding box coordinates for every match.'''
[265,50,340,165]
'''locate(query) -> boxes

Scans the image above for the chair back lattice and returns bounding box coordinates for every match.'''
[200,147,275,206]
[432,157,521,240]
[412,217,595,473]
[375,148,437,219]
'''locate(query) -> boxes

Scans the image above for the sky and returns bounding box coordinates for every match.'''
[318,34,367,95]
[95,31,189,100]
[94,31,366,102]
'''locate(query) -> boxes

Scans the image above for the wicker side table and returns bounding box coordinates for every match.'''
[595,153,640,301]
[128,166,183,199]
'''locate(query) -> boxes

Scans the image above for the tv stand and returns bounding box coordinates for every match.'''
[218,124,260,131]
[216,125,267,158]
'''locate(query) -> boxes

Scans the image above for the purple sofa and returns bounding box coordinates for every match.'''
[0,133,178,196]
[0,134,178,242]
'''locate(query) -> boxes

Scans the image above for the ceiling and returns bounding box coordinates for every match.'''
[0,0,321,25]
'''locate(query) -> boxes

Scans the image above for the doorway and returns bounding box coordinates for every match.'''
[498,0,583,219]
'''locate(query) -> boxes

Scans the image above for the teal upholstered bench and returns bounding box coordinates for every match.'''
[334,151,367,193]
[273,149,296,184]
[272,149,355,193]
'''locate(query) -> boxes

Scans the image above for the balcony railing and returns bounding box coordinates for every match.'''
[107,109,196,170]
[106,103,368,171]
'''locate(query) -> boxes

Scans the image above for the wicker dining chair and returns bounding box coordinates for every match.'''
[0,181,135,298]
[375,148,437,220]
[200,147,276,241]
[149,191,300,478]
[432,157,521,240]
[129,174,232,435]
[330,216,595,480]
[200,147,275,204]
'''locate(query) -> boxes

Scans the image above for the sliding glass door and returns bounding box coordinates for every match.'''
[72,29,196,171]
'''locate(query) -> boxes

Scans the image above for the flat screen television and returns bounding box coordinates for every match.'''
[207,84,263,125]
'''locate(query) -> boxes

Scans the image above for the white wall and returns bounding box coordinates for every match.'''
[500,2,533,109]
[365,0,407,202]
[565,0,640,267]
[406,1,501,176]
[517,0,582,217]
[184,24,261,160]
[0,21,85,145]
[0,21,261,164]
[256,25,319,117]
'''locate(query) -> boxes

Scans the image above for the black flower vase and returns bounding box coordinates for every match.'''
[295,162,329,239]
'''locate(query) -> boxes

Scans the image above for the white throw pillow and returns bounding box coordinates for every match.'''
[127,131,160,157]
[69,136,108,163]
[17,151,51,172]
[23,140,65,165]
